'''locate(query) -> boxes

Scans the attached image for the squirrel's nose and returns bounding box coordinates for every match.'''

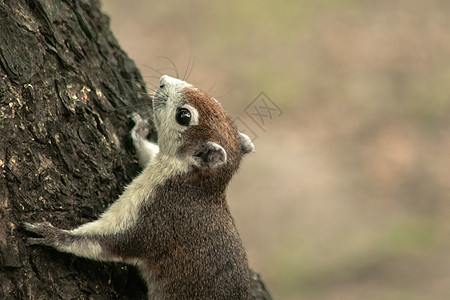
[159,75,174,87]
[159,75,168,88]
[160,75,185,89]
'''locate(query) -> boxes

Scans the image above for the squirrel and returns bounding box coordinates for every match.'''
[24,75,255,300]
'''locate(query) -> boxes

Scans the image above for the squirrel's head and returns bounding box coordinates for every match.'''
[152,75,254,180]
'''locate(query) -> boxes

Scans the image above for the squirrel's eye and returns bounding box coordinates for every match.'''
[176,108,191,126]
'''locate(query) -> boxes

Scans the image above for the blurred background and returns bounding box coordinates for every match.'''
[102,1,450,299]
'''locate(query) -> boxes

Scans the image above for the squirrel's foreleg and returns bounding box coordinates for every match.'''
[23,221,118,261]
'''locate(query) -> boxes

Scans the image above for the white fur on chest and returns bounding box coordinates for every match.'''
[71,154,190,236]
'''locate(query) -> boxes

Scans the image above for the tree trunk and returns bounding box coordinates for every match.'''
[0,0,272,299]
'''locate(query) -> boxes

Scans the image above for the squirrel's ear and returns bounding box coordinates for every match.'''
[192,141,227,169]
[239,132,254,155]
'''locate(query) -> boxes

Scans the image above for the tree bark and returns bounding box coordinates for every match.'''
[0,0,272,299]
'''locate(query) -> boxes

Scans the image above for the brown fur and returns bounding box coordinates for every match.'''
[179,88,242,188]
[106,87,251,298]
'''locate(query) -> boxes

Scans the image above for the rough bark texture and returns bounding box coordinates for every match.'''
[0,0,272,299]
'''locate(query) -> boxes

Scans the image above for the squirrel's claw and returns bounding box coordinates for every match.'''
[131,115,150,141]
[22,221,54,235]
[25,237,47,246]
[22,221,60,247]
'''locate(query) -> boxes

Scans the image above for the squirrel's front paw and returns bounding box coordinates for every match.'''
[131,113,150,141]
[22,221,61,246]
